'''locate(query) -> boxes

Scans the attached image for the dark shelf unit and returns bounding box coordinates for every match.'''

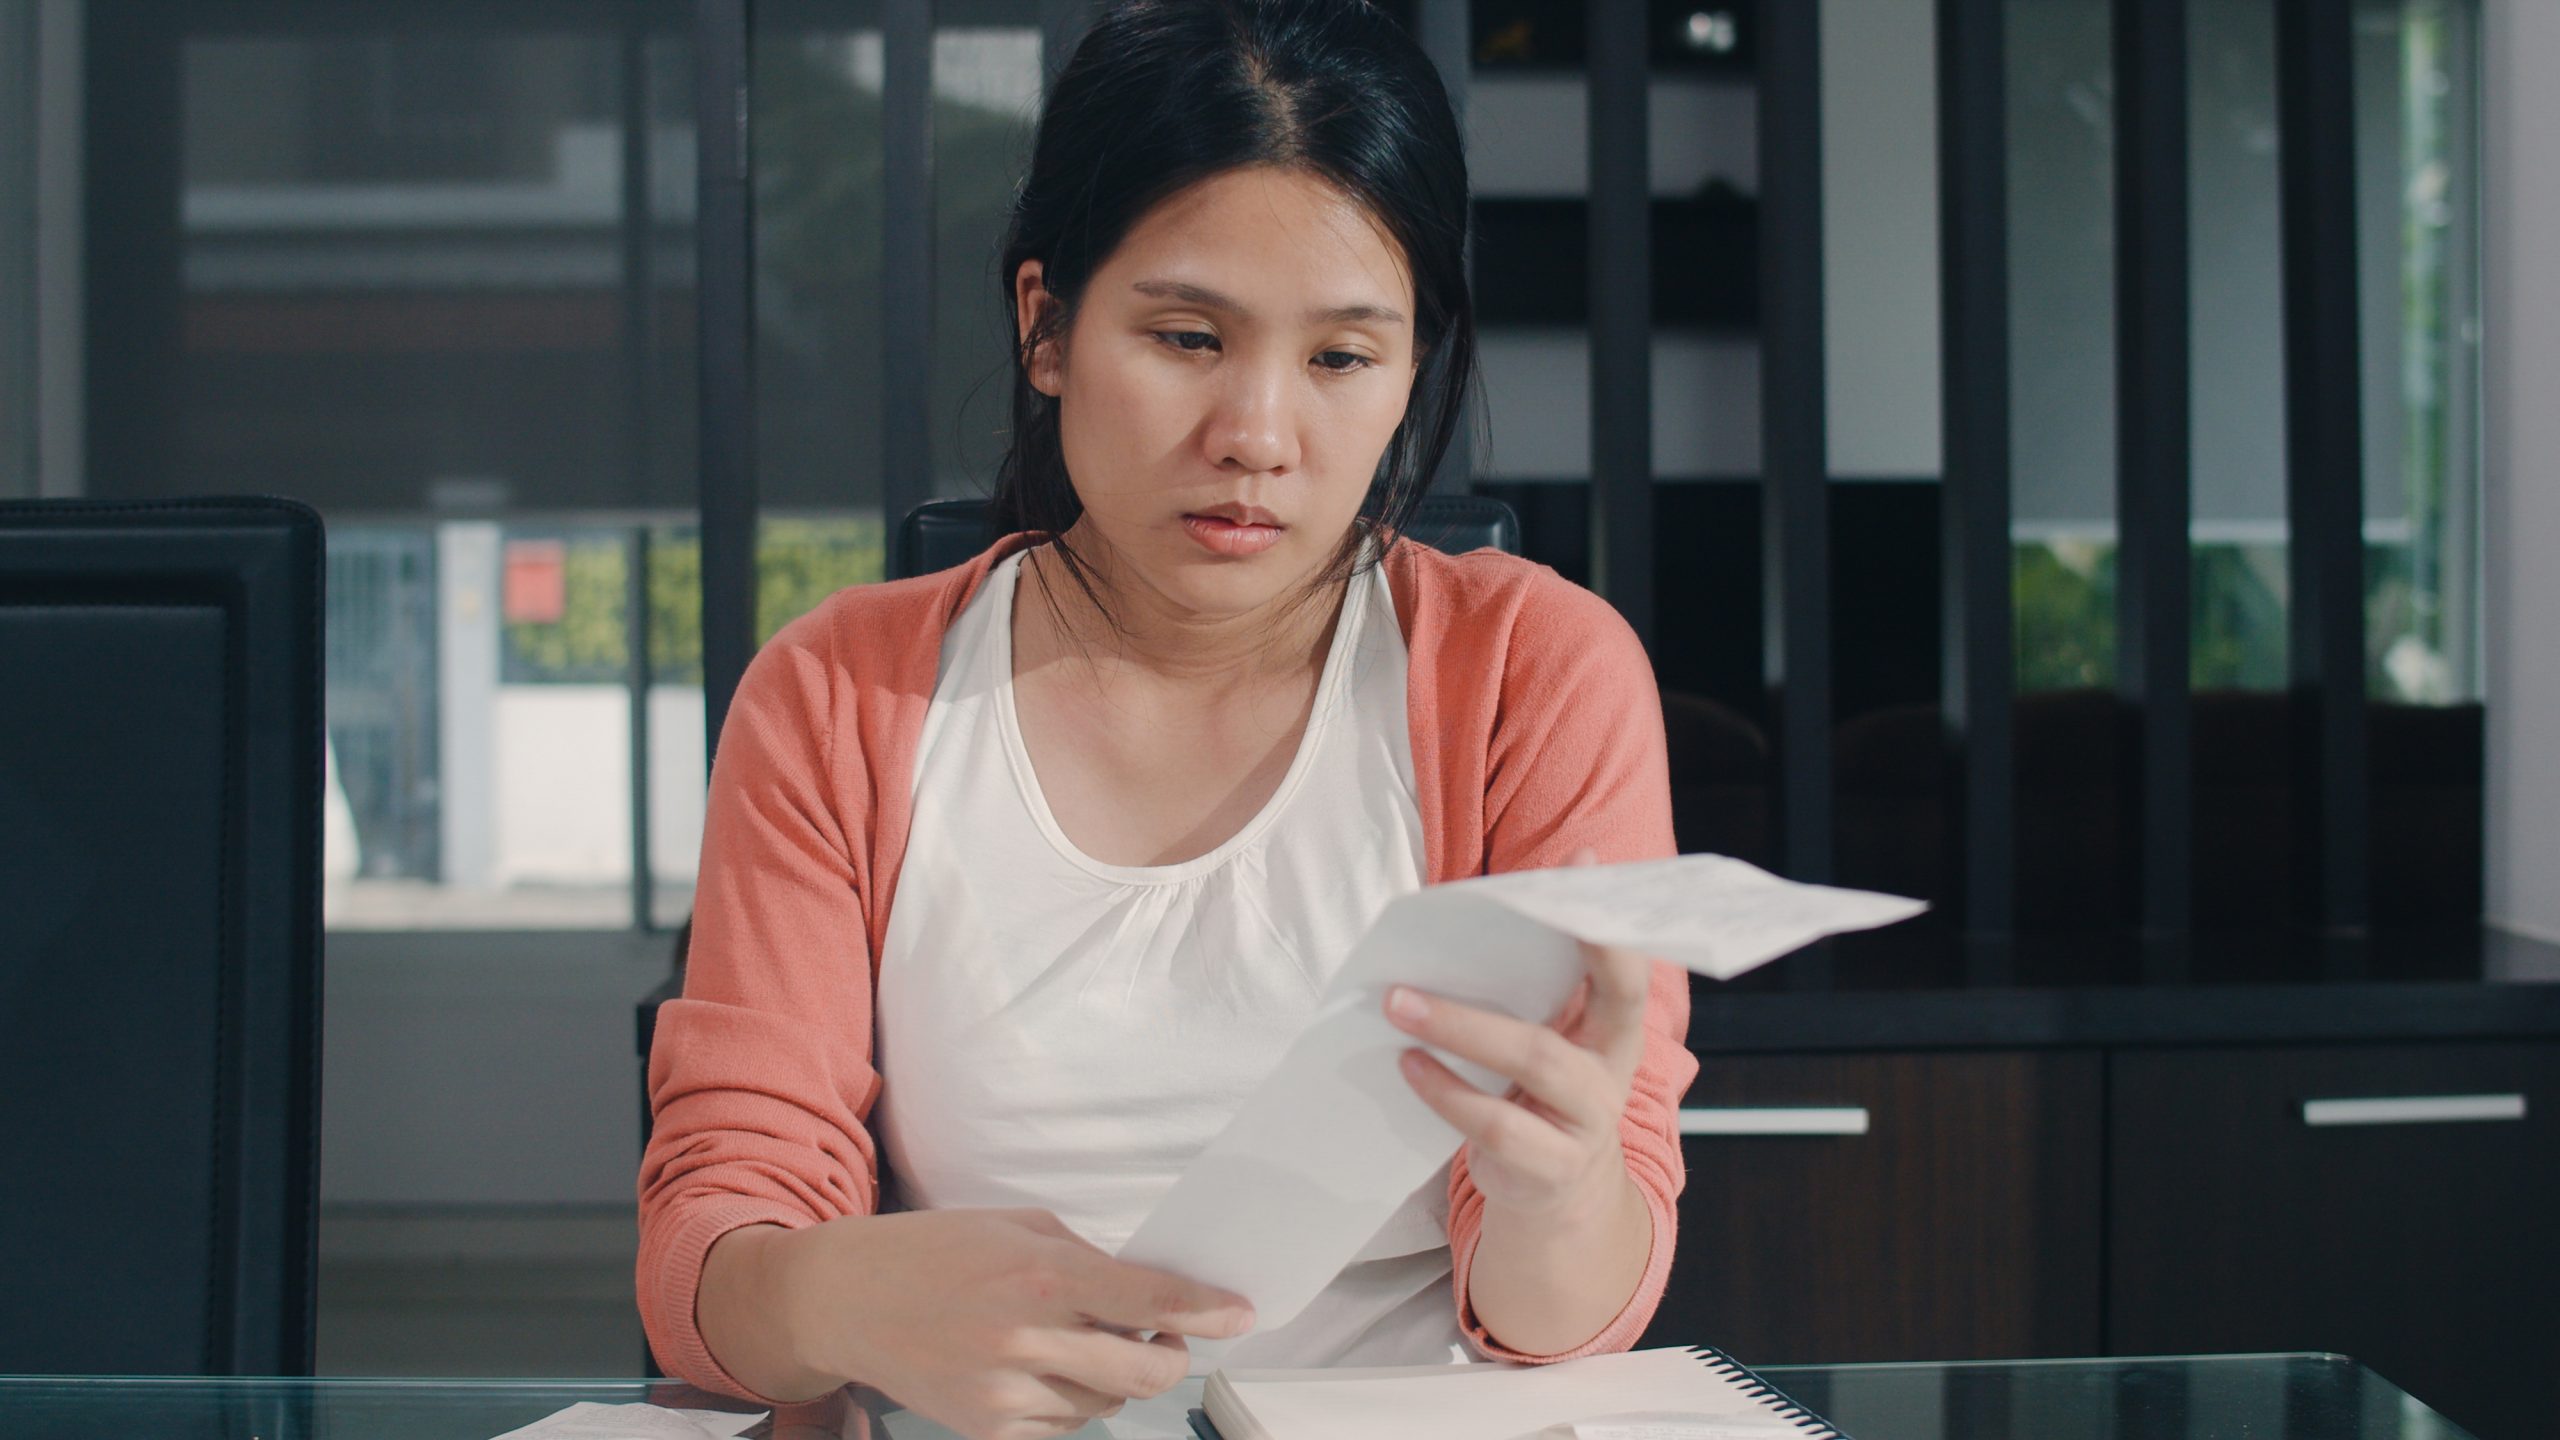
[1472,191,1759,330]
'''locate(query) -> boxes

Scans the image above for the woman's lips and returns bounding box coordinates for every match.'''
[1181,513,1285,557]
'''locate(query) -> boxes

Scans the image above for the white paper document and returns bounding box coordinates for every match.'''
[1117,855,1923,1332]
[487,1403,767,1440]
[874,1387,1203,1440]
[1536,1415,1806,1440]
[1204,1348,1829,1440]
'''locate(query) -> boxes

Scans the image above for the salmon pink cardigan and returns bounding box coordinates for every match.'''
[638,534,1698,1399]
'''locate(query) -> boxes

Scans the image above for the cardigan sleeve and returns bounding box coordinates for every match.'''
[1443,573,1698,1362]
[635,611,887,1400]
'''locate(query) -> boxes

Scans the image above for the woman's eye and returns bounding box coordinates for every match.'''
[1151,332,1367,371]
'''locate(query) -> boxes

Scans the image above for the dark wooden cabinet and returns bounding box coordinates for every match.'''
[2107,1042,2560,1440]
[1639,1037,2558,1438]
[1641,1050,2104,1365]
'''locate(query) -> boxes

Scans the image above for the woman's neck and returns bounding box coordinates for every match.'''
[1018,522,1346,692]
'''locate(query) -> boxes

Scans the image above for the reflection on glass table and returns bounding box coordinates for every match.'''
[1756,1353,2479,1440]
[0,1353,2478,1440]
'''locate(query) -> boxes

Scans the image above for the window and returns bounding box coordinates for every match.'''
[0,1,32,499]
[2007,0,2482,703]
[86,6,701,929]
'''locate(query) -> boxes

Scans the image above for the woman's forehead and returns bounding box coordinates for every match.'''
[1103,167,1415,322]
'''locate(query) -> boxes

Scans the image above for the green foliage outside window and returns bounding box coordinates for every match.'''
[2189,545,2289,692]
[2013,538,2291,695]
[502,517,883,685]
[2015,538,2297,695]
[2013,537,2442,699]
[757,516,887,648]
[2014,540,2117,693]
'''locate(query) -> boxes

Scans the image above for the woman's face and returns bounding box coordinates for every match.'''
[1016,165,1421,620]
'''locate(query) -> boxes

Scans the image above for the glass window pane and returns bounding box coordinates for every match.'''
[1819,0,1957,977]
[2190,0,2291,691]
[931,18,1041,497]
[748,2,1041,518]
[754,8,882,514]
[2357,0,2480,704]
[2184,0,2296,937]
[81,7,699,929]
[2007,0,2118,700]
[0,0,31,499]
[2005,0,2132,948]
[1822,0,1942,484]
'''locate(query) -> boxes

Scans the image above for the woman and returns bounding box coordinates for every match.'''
[637,2,1697,1435]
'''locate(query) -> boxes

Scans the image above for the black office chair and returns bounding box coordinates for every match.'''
[891,493,1522,579]
[0,497,324,1375]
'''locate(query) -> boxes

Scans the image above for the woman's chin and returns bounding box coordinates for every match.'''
[1155,542,1336,612]
[1157,566,1298,619]
[1069,520,1342,618]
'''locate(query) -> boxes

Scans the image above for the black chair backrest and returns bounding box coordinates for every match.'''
[892,494,1522,579]
[0,497,323,1375]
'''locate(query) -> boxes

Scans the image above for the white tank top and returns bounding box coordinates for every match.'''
[874,544,1465,1368]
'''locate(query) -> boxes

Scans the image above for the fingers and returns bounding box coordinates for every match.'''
[1386,984,1620,1134]
[1398,1046,1582,1180]
[1054,1246,1256,1340]
[1029,1325,1193,1402]
[1563,847,1655,1079]
[987,1368,1126,1422]
[1577,941,1653,1081]
[1550,977,1591,1033]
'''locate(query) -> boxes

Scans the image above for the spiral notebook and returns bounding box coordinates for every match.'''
[1183,1346,1845,1440]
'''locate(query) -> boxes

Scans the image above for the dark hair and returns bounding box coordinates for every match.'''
[990,0,1475,616]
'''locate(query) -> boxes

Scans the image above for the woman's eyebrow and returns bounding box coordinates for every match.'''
[1130,278,1406,328]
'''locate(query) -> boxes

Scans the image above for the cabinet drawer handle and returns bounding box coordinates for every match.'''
[1679,1106,1871,1136]
[2300,1094,2527,1127]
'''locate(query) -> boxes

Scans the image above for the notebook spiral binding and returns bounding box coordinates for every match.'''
[1693,1348,1847,1438]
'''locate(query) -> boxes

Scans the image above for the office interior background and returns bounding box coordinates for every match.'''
[2,0,2556,1434]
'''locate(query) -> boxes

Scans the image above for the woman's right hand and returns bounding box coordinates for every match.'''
[699,1209,1256,1440]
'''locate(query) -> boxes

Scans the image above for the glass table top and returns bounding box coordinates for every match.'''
[1754,1353,2480,1440]
[0,1353,2479,1440]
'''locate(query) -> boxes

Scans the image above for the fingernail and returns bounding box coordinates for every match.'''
[1219,1307,1256,1337]
[1387,986,1429,1025]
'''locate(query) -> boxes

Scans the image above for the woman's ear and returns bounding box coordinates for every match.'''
[1014,259,1065,397]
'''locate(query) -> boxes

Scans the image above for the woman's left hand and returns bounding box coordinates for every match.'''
[1384,850,1651,1224]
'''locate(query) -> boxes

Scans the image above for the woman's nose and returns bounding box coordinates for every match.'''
[1205,363,1302,475]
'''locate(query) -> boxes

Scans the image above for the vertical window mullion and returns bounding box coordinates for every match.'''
[621,16,657,931]
[2114,0,2195,968]
[1760,0,1834,904]
[2275,0,2371,957]
[1587,0,1652,644]
[1936,0,2016,965]
[1417,0,1471,493]
[883,0,935,535]
[627,525,657,929]
[695,0,756,765]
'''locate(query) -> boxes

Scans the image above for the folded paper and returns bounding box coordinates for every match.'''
[1118,855,1924,1334]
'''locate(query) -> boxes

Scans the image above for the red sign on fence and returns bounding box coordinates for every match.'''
[503,539,567,624]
